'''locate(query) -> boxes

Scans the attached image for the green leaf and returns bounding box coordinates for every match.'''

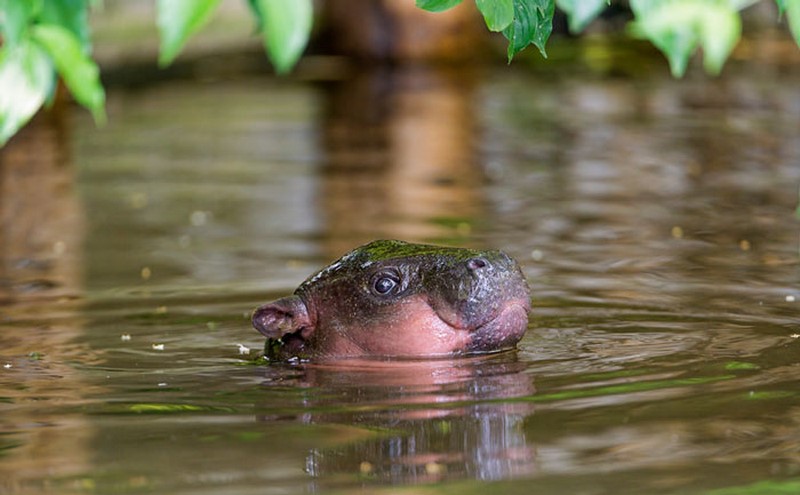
[156,0,222,67]
[251,0,313,74]
[556,0,608,33]
[31,24,105,123]
[776,0,786,15]
[246,0,265,29]
[0,39,54,146]
[39,0,91,51]
[502,0,555,61]
[0,0,39,46]
[476,0,515,31]
[629,0,741,77]
[700,5,740,74]
[784,0,800,46]
[416,0,464,12]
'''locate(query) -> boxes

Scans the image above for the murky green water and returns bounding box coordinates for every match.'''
[2,49,800,494]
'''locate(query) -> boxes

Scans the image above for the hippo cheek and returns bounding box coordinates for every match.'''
[343,295,472,357]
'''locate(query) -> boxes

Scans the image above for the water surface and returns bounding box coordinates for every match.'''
[1,51,799,495]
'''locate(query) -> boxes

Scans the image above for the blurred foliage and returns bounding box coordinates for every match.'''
[556,0,610,33]
[0,0,104,144]
[2,0,800,146]
[247,0,312,74]
[629,0,745,76]
[157,0,223,67]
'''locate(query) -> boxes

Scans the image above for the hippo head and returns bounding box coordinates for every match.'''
[252,240,531,361]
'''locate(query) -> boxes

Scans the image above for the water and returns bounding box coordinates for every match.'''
[1,46,800,494]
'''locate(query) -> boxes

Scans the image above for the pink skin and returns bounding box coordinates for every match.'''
[254,293,530,361]
[314,295,473,359]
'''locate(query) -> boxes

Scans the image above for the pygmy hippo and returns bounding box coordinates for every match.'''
[252,240,531,361]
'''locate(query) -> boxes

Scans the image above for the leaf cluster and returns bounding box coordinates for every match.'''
[157,0,312,74]
[0,0,104,145]
[419,0,557,60]
[418,0,800,76]
[0,0,312,145]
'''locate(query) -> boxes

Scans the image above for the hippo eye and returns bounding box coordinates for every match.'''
[370,271,401,296]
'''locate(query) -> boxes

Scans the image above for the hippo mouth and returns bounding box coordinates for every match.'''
[431,297,531,355]
[464,300,530,354]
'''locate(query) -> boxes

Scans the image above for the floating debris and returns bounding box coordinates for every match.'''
[152,343,165,351]
[190,210,210,226]
[121,334,132,341]
[236,343,251,355]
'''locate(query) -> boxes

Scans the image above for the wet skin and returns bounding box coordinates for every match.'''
[252,240,531,361]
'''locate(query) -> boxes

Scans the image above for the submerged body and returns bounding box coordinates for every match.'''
[252,240,531,361]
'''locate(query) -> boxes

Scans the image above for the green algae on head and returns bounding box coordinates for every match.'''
[252,240,531,362]
[300,240,510,291]
[356,239,483,262]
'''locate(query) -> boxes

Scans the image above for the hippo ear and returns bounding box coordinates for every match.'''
[251,296,313,340]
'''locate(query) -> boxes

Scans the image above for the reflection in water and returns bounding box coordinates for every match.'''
[321,0,483,61]
[0,109,83,302]
[320,65,483,255]
[259,355,536,484]
[482,69,800,310]
[0,110,95,492]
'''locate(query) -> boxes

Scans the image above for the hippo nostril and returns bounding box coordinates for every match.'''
[466,257,489,271]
